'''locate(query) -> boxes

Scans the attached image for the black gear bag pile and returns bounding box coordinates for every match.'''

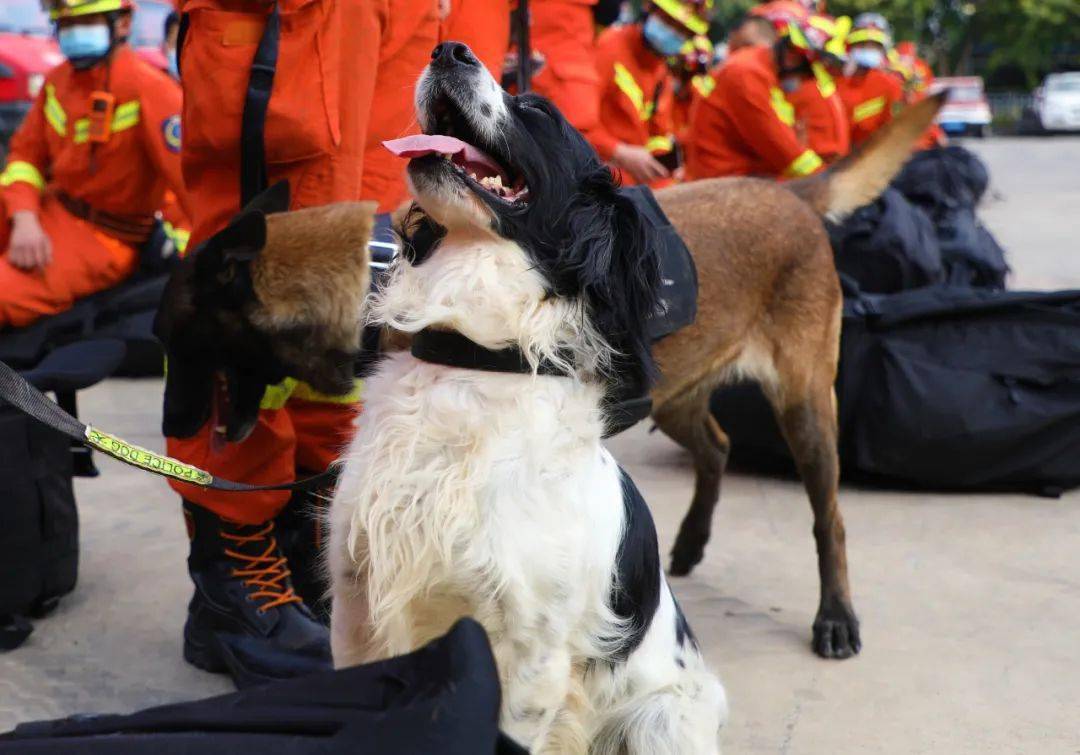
[712,144,1080,494]
[711,284,1080,495]
[0,618,528,754]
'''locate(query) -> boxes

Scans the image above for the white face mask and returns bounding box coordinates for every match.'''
[58,23,111,63]
[851,46,885,70]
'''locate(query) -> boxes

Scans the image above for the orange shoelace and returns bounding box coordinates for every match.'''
[221,523,303,612]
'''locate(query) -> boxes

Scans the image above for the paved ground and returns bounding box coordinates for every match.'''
[3,137,1080,752]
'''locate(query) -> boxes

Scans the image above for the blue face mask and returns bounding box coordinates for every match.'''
[851,46,885,70]
[167,48,179,79]
[643,15,689,57]
[58,23,111,64]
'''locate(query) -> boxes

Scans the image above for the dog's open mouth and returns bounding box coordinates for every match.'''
[384,95,529,204]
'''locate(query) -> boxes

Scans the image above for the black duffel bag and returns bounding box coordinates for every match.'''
[828,187,944,293]
[712,285,1080,495]
[0,404,78,648]
[1,618,526,754]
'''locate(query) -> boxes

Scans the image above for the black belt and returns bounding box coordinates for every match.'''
[55,192,156,244]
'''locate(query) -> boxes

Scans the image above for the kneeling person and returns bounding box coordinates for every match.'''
[0,0,189,328]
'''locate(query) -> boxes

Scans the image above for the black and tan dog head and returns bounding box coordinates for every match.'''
[155,183,376,442]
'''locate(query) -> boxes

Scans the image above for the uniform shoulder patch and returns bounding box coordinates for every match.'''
[162,115,182,153]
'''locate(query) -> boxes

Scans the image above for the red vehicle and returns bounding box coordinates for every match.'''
[0,0,173,152]
[0,0,64,151]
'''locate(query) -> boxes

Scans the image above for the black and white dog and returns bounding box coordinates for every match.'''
[328,42,725,753]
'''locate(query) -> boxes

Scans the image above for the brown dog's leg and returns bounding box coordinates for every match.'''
[656,398,731,577]
[773,378,860,659]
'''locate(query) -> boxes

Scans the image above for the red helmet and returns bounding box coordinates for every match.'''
[748,1,809,29]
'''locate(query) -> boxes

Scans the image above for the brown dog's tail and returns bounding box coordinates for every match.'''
[788,91,947,222]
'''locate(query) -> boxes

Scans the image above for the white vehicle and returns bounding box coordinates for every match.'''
[1036,72,1080,131]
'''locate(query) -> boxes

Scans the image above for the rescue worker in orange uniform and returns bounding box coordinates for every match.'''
[530,0,602,136]
[0,0,189,329]
[590,0,712,186]
[835,13,904,148]
[743,4,849,164]
[685,13,827,180]
[167,0,384,687]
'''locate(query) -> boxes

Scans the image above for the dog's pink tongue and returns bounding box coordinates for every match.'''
[383,134,467,159]
[382,134,503,177]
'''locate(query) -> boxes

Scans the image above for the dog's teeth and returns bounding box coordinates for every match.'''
[469,172,478,181]
[492,175,503,188]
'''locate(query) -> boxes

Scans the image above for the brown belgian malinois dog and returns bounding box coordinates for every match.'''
[650,93,946,658]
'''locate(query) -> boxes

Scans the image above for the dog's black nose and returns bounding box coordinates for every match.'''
[430,42,479,69]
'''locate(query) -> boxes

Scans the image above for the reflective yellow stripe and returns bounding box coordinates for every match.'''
[48,0,126,20]
[692,74,715,98]
[71,99,141,144]
[111,100,140,132]
[162,221,190,255]
[259,377,364,410]
[613,62,649,121]
[769,87,795,126]
[787,22,810,51]
[645,135,674,154]
[44,84,67,136]
[0,161,46,191]
[847,28,889,46]
[812,62,836,98]
[785,149,824,178]
[292,380,364,405]
[652,0,708,35]
[853,95,887,123]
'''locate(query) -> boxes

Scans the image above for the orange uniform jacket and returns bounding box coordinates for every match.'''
[836,68,904,148]
[530,0,601,134]
[3,46,187,222]
[685,45,824,180]
[788,67,850,163]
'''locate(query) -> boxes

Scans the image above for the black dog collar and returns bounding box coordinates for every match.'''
[409,328,654,438]
[410,328,572,377]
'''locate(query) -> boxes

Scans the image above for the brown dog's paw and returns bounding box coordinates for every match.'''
[812,606,861,659]
[668,526,708,577]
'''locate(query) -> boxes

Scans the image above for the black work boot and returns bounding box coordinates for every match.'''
[275,485,331,625]
[182,501,332,689]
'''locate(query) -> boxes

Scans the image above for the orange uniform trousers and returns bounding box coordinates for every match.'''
[169,0,381,523]
[0,197,139,328]
[530,0,600,135]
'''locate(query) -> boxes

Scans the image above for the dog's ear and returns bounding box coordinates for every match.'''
[193,210,268,306]
[562,168,661,403]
